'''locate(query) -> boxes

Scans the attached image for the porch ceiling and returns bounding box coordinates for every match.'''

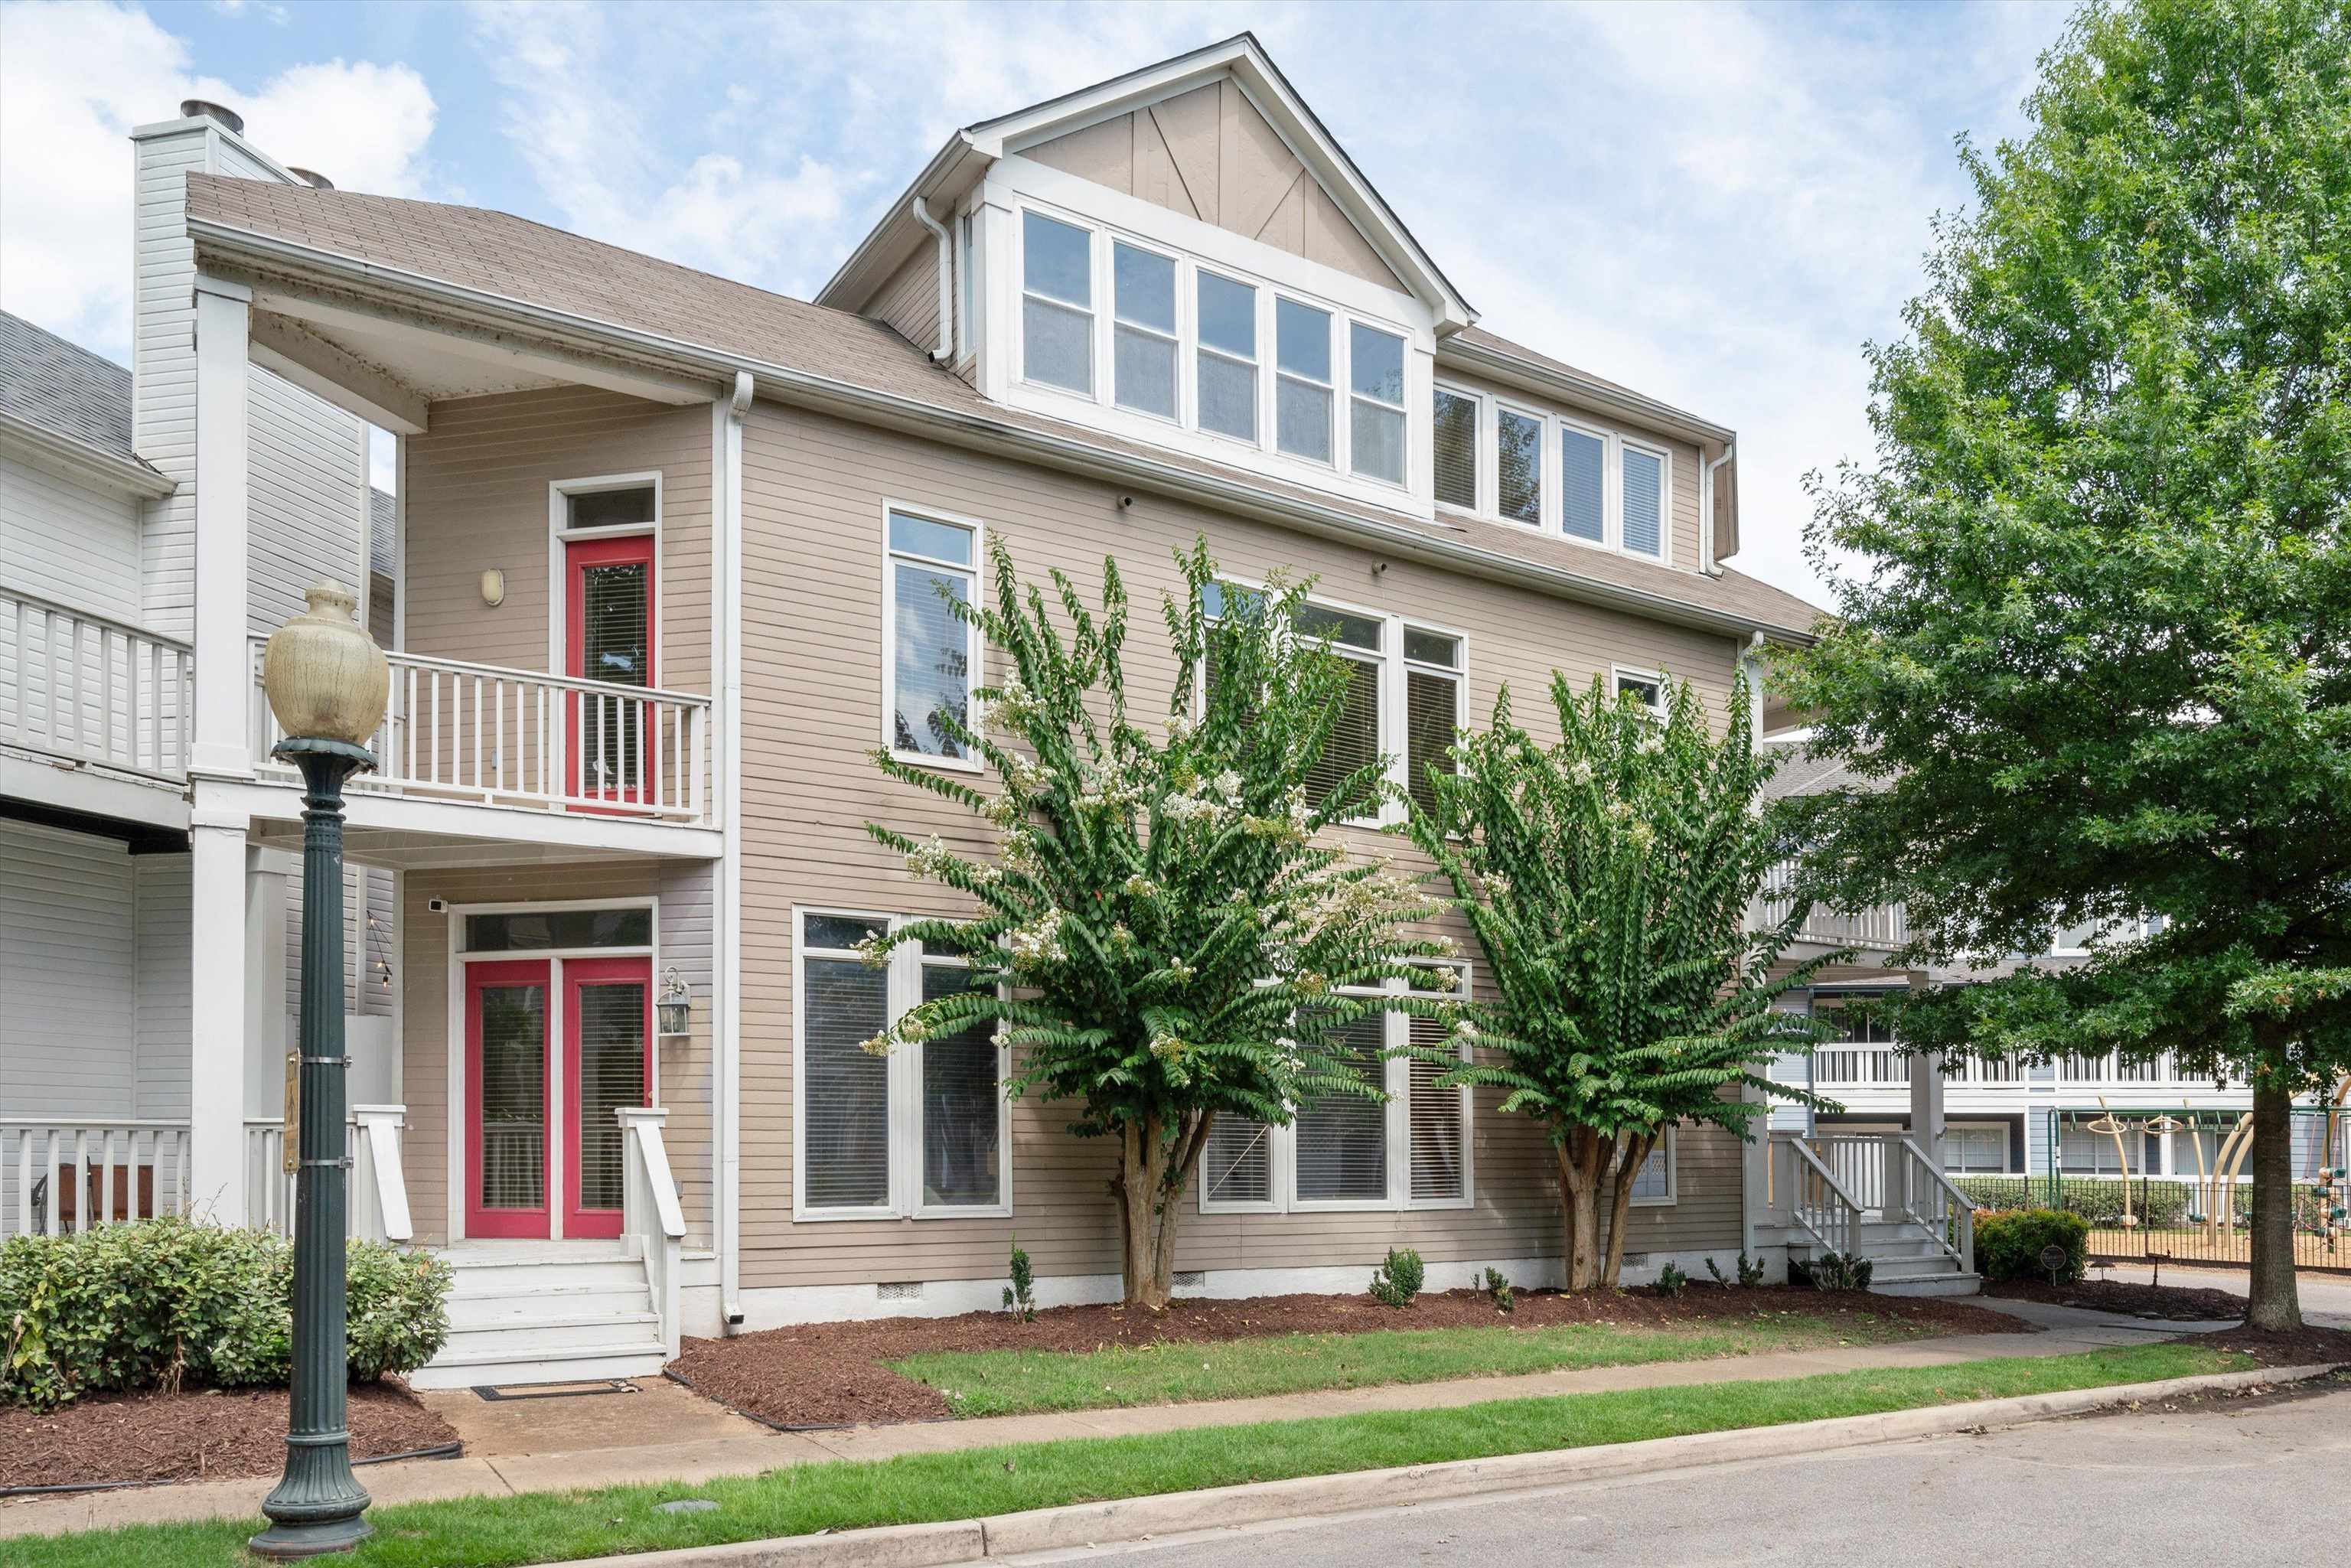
[245,815,705,872]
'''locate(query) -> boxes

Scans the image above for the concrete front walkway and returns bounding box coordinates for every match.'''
[0,1303,2215,1540]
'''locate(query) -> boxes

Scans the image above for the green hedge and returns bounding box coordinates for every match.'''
[1,1216,450,1410]
[1973,1208,2090,1283]
[1953,1176,2329,1230]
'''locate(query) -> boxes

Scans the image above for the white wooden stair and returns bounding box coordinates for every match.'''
[409,1243,669,1390]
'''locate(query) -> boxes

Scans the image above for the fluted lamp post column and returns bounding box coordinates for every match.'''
[251,580,390,1560]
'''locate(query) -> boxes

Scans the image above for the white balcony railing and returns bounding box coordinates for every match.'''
[1814,1047,1911,1088]
[3,1120,191,1239]
[1749,861,1908,953]
[2,588,192,778]
[251,641,710,825]
[244,1106,412,1243]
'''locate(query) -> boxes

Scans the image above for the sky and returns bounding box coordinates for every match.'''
[0,0,2079,609]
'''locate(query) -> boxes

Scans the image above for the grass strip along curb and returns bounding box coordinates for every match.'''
[889,1312,1943,1417]
[11,1345,2266,1568]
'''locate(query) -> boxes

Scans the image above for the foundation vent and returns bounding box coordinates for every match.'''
[876,1281,923,1301]
[1172,1271,1206,1288]
[1622,1253,1651,1269]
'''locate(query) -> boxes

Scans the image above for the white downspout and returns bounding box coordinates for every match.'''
[911,197,954,363]
[718,370,751,1331]
[1703,442,1736,576]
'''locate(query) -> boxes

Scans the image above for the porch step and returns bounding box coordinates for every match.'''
[1868,1269,1984,1299]
[416,1244,670,1389]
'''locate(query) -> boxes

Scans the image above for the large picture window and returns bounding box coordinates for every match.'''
[882,507,982,768]
[795,910,1008,1219]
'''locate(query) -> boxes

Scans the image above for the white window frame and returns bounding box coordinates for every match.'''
[1399,618,1468,821]
[1345,320,1409,486]
[1629,1124,1678,1208]
[1556,412,1612,546]
[1617,433,1674,564]
[1110,236,1182,424]
[1006,197,1414,497]
[1612,664,1668,719]
[879,500,986,774]
[1430,380,1484,514]
[1492,399,1549,531]
[1945,1123,2012,1175]
[546,471,663,682]
[1198,963,1476,1216]
[792,907,1012,1222]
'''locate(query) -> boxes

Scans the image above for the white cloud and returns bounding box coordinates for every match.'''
[0,0,434,360]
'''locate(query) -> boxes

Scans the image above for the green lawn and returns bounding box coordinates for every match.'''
[14,1344,2241,1568]
[893,1310,1939,1416]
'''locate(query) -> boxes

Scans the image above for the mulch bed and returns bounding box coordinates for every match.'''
[1984,1277,2250,1321]
[2197,1322,2351,1369]
[670,1284,2030,1430]
[0,1379,457,1493]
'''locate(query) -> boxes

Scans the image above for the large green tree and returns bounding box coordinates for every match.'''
[862,540,1448,1309]
[1407,673,1831,1289]
[1782,0,2351,1328]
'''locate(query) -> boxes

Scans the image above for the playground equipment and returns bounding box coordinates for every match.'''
[2085,1098,2139,1227]
[2208,1112,2255,1241]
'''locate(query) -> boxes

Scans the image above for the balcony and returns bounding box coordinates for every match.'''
[248,641,712,828]
[1749,860,1908,955]
[2,587,192,781]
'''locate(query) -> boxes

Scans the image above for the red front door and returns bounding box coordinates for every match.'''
[465,956,651,1240]
[566,534,655,807]
[563,957,652,1240]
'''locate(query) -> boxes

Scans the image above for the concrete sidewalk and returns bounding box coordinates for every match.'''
[0,1302,2214,1541]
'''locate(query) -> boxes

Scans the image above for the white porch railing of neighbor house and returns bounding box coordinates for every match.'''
[250,641,710,824]
[1749,861,1909,952]
[618,1107,686,1357]
[244,1106,412,1243]
[1811,1048,2026,1090]
[2,1120,191,1239]
[2,588,193,778]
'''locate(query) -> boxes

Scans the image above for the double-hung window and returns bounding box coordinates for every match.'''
[883,507,982,767]
[795,910,1008,1219]
[1496,406,1544,526]
[1560,422,1606,543]
[1113,242,1178,419]
[1945,1125,2010,1175]
[1196,271,1258,442]
[1200,963,1475,1214]
[1619,438,1668,560]
[1348,323,1407,484]
[1022,210,1094,394]
[1295,600,1384,816]
[1275,298,1335,463]
[1402,628,1463,818]
[1628,1127,1677,1206]
[1432,386,1479,510]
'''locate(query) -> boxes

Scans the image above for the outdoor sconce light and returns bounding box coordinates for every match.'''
[657,967,692,1036]
[480,567,506,607]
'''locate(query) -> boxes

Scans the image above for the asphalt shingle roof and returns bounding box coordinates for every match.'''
[0,310,142,466]
[184,177,1828,639]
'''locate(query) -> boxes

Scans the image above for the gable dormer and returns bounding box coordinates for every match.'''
[821,35,1475,517]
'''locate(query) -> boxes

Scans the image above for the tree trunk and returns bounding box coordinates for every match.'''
[2245,1077,2304,1332]
[1557,1128,1603,1291]
[1599,1132,1656,1289]
[1116,1118,1175,1309]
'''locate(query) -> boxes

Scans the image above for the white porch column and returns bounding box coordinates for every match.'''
[190,275,253,779]
[187,820,250,1221]
[1908,1048,1947,1170]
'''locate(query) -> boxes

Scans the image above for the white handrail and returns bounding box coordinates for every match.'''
[2,588,193,778]
[1748,859,1909,950]
[1781,1136,1862,1260]
[352,1105,412,1244]
[1896,1136,1975,1266]
[618,1107,684,1358]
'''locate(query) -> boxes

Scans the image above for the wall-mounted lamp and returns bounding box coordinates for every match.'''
[656,967,692,1036]
[479,568,506,608]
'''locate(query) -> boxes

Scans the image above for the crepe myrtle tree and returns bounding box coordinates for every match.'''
[861,537,1452,1309]
[1405,671,1835,1291]
[1779,0,2350,1331]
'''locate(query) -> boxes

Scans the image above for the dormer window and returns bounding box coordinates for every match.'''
[1560,425,1606,543]
[1348,324,1407,484]
[1436,381,1675,565]
[1196,272,1259,441]
[1022,210,1094,395]
[1275,298,1333,464]
[1113,242,1178,419]
[1497,406,1542,526]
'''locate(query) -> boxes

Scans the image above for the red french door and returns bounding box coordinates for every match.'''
[467,960,553,1239]
[465,956,652,1240]
[566,533,655,807]
[564,957,652,1239]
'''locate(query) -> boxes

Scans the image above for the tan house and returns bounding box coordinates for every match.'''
[5,36,1975,1387]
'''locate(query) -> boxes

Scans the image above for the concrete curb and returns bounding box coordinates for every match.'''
[550,1362,2341,1568]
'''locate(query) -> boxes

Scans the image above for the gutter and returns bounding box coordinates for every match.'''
[814,132,981,309]
[1703,442,1736,576]
[188,217,1818,647]
[1438,335,1734,448]
[0,410,177,499]
[908,197,955,363]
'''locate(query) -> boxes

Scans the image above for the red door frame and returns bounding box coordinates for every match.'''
[465,960,553,1240]
[562,957,654,1239]
[565,533,657,807]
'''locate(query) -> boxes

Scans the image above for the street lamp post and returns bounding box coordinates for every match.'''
[252,580,390,1561]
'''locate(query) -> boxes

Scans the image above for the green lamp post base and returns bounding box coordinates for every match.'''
[249,1427,375,1557]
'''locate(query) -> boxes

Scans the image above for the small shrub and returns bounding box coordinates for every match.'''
[1652,1261,1689,1299]
[1704,1252,1767,1289]
[2,1217,449,1410]
[1795,1250,1873,1292]
[1368,1247,1425,1308]
[1973,1208,2091,1283]
[1481,1266,1515,1314]
[1000,1237,1037,1322]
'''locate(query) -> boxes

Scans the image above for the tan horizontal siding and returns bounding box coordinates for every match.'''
[866,246,939,355]
[735,400,1747,1291]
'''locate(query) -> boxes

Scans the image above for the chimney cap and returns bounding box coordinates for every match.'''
[287,168,334,191]
[180,99,245,135]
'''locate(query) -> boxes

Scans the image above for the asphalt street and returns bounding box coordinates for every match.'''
[993,1376,2349,1567]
